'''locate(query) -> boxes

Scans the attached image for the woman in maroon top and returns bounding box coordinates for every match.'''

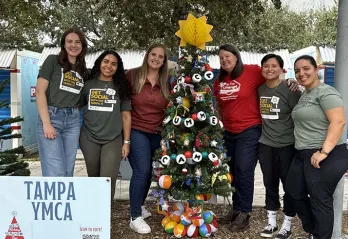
[126,43,169,234]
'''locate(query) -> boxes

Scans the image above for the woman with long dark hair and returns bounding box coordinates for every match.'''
[36,27,88,177]
[79,50,131,200]
[287,55,348,239]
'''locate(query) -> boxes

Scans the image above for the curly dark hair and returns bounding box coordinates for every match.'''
[58,27,89,80]
[90,50,131,100]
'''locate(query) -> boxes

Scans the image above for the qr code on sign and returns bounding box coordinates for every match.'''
[82,234,100,239]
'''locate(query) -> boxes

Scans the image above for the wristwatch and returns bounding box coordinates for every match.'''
[124,140,131,145]
[319,148,329,156]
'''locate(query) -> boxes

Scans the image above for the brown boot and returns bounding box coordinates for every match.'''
[229,212,250,232]
[219,209,240,224]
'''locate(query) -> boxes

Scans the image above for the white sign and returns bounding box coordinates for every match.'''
[0,176,111,239]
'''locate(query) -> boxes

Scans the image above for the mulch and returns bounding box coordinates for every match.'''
[111,200,348,239]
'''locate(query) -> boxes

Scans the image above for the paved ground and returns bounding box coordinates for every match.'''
[27,159,348,209]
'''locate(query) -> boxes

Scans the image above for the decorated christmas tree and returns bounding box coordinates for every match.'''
[0,79,30,176]
[152,13,233,237]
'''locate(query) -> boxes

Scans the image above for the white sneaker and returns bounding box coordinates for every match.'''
[141,206,151,219]
[129,217,151,234]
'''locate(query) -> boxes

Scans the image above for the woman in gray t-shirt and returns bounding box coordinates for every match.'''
[79,50,132,200]
[287,55,348,239]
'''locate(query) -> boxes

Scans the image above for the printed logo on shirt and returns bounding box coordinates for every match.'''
[260,96,280,119]
[218,80,241,101]
[59,69,84,94]
[88,88,116,112]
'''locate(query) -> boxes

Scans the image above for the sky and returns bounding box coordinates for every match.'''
[282,0,336,11]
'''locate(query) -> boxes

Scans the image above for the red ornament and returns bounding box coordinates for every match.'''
[185,76,191,83]
[191,113,198,120]
[162,151,167,156]
[182,168,188,174]
[170,90,175,95]
[205,87,211,93]
[184,151,192,158]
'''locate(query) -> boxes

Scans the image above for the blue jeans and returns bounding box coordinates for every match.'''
[224,125,261,213]
[37,106,80,177]
[128,129,161,218]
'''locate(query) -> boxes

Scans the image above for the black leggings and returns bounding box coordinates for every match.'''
[286,144,348,239]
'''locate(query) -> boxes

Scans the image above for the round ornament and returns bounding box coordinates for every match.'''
[165,220,178,234]
[184,118,194,128]
[209,220,218,233]
[192,152,203,163]
[208,152,218,162]
[180,212,192,226]
[192,73,202,83]
[197,111,207,121]
[174,223,187,238]
[160,155,171,166]
[202,151,208,158]
[209,116,218,126]
[186,224,199,237]
[173,202,185,212]
[177,76,185,84]
[192,217,204,227]
[173,84,180,93]
[185,76,191,83]
[173,116,182,126]
[176,154,187,165]
[199,223,212,237]
[191,113,198,120]
[171,154,177,160]
[182,168,188,174]
[159,175,172,189]
[184,151,192,158]
[182,97,191,108]
[171,210,183,223]
[202,211,214,224]
[162,216,172,228]
[204,71,214,81]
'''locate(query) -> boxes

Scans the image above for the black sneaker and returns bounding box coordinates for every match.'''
[275,228,292,239]
[260,224,278,238]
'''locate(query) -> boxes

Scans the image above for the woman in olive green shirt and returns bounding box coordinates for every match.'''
[36,28,88,177]
[79,50,132,200]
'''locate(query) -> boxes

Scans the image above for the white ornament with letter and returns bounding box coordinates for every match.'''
[208,152,218,162]
[163,116,171,125]
[197,111,207,121]
[184,118,194,128]
[176,154,187,165]
[177,76,185,84]
[204,71,214,81]
[192,152,203,162]
[209,116,218,126]
[192,73,202,83]
[160,155,171,166]
[173,84,180,93]
[173,116,182,126]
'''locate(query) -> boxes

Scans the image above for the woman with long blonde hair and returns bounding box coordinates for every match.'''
[126,43,169,234]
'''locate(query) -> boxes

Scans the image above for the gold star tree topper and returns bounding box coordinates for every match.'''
[175,13,213,50]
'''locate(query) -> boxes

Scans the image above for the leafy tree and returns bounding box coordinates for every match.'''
[0,80,30,176]
[0,0,49,51]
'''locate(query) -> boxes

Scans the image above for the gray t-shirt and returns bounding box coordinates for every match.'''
[258,81,301,147]
[38,55,84,107]
[292,83,344,150]
[80,78,132,144]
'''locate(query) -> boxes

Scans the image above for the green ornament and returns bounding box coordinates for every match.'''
[171,154,177,160]
[202,152,208,158]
